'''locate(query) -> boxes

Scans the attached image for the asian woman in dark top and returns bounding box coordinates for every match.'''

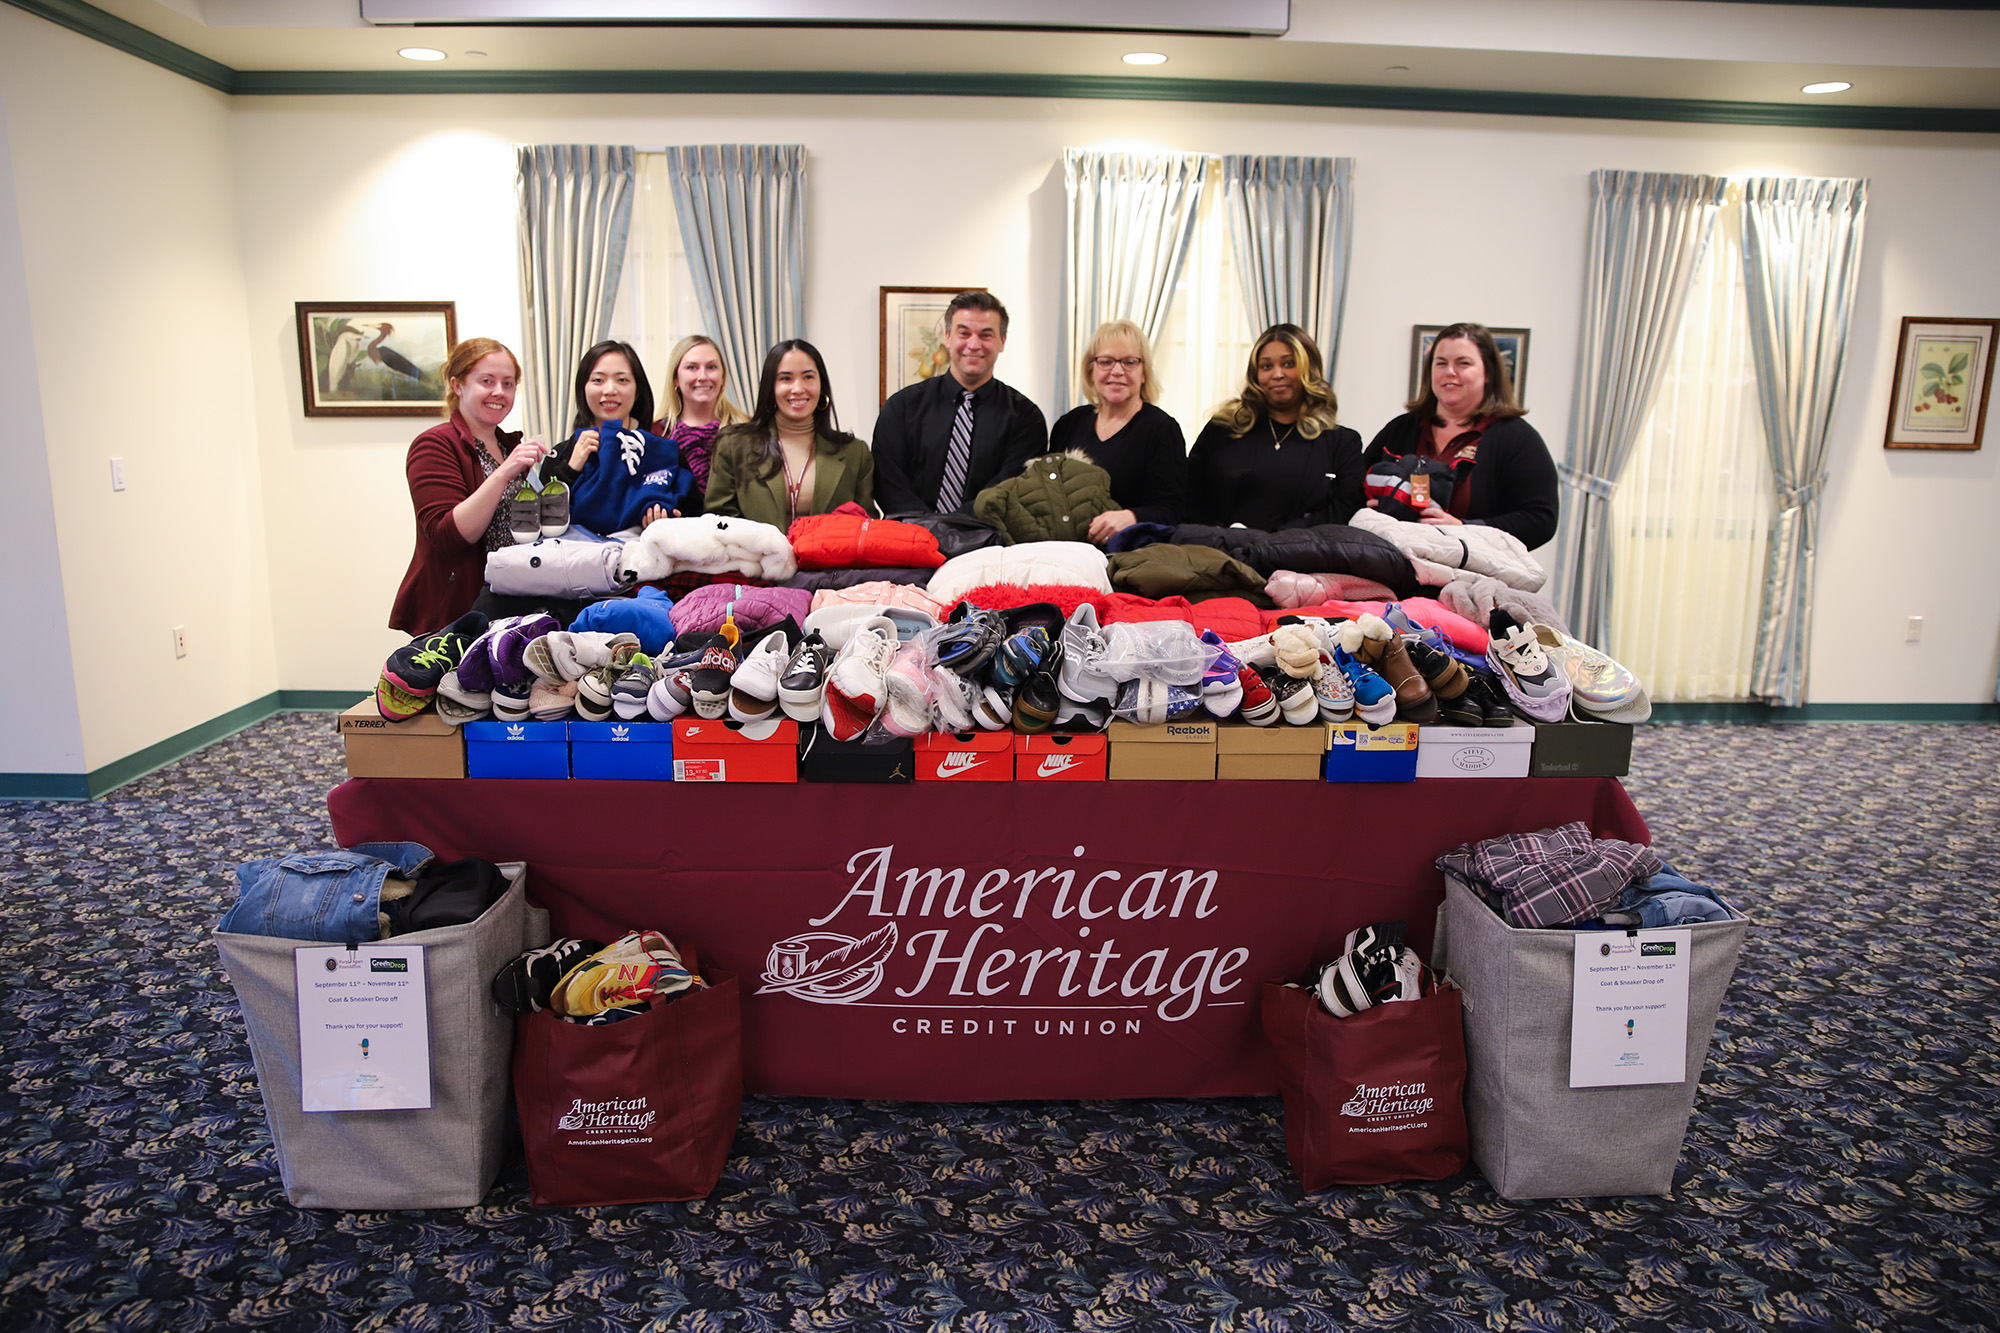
[1185,323,1364,531]
[1362,321,1559,549]
[1046,318,1188,543]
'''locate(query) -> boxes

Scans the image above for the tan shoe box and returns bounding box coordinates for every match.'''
[1107,718,1216,781]
[337,701,466,779]
[1215,721,1328,780]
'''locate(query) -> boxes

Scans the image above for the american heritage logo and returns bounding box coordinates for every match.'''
[557,1095,658,1133]
[1339,1080,1434,1121]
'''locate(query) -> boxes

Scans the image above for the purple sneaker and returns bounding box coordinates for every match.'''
[491,613,559,689]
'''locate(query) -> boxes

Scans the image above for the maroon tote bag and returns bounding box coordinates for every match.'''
[1260,979,1470,1189]
[513,967,742,1206]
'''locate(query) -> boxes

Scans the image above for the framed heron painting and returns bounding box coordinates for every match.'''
[296,302,458,418]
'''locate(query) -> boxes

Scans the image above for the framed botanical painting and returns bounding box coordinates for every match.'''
[296,301,458,418]
[880,286,984,405]
[1410,325,1531,405]
[1884,316,1996,450]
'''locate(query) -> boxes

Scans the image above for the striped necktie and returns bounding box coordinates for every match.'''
[937,389,975,513]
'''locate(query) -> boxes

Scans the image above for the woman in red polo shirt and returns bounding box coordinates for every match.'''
[389,337,547,633]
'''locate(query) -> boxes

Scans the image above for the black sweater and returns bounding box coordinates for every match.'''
[1184,417,1365,531]
[1048,402,1188,527]
[1363,413,1560,550]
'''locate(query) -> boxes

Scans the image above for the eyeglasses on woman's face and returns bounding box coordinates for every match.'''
[1091,356,1142,370]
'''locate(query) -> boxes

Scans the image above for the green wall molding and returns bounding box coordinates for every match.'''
[10,0,1999,134]
[1648,701,2000,724]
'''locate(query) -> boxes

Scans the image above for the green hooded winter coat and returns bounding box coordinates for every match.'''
[972,451,1116,546]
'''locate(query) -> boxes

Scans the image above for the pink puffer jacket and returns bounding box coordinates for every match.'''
[809,581,948,619]
[670,582,814,635]
[1266,569,1399,607]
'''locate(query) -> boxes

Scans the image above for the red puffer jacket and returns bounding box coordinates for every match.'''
[788,502,945,570]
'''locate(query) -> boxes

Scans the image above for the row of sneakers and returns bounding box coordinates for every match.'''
[509,477,569,545]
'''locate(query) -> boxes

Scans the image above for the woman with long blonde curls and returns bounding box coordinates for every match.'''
[650,334,747,514]
[1048,318,1188,543]
[1185,323,1364,530]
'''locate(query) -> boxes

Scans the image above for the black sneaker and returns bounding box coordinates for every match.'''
[491,937,604,1013]
[1406,639,1470,701]
[689,640,740,720]
[1013,641,1064,732]
[935,605,1005,676]
[383,611,489,698]
[778,631,834,723]
[1463,671,1517,727]
[1316,922,1412,1018]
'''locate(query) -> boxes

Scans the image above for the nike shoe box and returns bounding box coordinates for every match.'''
[799,727,916,783]
[1529,718,1635,777]
[338,701,465,779]
[1015,731,1108,781]
[463,719,570,779]
[571,718,674,780]
[1414,721,1535,778]
[1215,722,1327,780]
[1322,722,1419,782]
[671,718,799,782]
[915,730,1015,782]
[1107,718,1216,781]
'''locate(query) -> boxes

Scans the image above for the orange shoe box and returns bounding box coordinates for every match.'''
[915,729,1015,782]
[1014,732,1108,781]
[671,717,799,782]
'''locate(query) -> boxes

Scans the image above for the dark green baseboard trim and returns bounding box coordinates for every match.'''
[1650,701,2000,724]
[0,772,90,800]
[281,689,368,711]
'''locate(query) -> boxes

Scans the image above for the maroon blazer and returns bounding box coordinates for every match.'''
[390,413,520,634]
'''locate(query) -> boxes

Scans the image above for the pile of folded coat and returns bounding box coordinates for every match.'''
[1437,822,1735,930]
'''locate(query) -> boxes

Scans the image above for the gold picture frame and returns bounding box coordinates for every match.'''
[1884,316,1996,451]
[880,286,984,405]
[296,301,457,418]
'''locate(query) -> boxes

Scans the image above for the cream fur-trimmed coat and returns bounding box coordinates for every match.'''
[1349,507,1547,593]
[620,514,798,583]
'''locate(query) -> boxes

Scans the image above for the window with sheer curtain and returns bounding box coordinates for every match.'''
[606,153,705,422]
[1150,172,1253,448]
[1608,191,1774,701]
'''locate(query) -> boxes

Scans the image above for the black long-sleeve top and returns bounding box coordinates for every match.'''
[870,371,1048,515]
[1184,416,1365,531]
[1363,412,1560,549]
[1047,402,1188,527]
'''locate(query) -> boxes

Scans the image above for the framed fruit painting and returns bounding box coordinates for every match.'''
[1884,316,1996,451]
[880,286,984,405]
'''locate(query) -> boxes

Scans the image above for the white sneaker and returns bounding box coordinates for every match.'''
[1533,624,1650,722]
[729,632,792,725]
[1486,612,1571,723]
[822,616,898,741]
[1057,603,1118,706]
[931,665,977,731]
[879,641,936,738]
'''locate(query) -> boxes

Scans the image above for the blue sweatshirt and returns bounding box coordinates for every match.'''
[555,424,695,534]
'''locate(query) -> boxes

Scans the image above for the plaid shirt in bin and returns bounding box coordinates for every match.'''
[1436,821,1661,929]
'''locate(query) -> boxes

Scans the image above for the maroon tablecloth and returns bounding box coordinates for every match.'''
[329,777,1647,1101]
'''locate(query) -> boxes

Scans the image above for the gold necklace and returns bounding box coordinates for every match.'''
[1271,421,1298,450]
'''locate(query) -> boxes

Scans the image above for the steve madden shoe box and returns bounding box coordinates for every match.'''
[1107,718,1216,781]
[1323,721,1418,782]
[338,701,465,779]
[571,719,674,780]
[1414,721,1535,778]
[1015,731,1108,781]
[915,729,1015,782]
[1215,721,1327,780]
[799,726,916,783]
[463,719,570,779]
[1530,718,1635,777]
[672,717,799,783]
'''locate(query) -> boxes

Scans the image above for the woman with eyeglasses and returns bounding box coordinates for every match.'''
[1047,319,1188,543]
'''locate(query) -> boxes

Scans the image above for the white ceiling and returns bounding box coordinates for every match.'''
[89,0,2000,108]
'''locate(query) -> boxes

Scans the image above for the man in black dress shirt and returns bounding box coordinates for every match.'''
[872,291,1048,515]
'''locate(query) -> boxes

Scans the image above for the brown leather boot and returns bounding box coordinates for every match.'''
[1373,635,1439,723]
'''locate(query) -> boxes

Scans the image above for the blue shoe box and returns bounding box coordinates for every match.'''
[571,719,675,780]
[1323,722,1419,782]
[464,719,571,778]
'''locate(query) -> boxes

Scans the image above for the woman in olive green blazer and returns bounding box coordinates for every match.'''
[704,339,875,527]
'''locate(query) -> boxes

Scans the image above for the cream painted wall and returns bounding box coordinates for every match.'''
[0,10,277,771]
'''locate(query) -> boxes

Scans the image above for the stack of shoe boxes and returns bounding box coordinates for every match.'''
[1215,724,1328,780]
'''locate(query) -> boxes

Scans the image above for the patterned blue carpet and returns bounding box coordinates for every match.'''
[0,717,1994,1331]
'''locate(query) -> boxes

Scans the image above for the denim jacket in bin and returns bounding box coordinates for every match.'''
[216,842,434,944]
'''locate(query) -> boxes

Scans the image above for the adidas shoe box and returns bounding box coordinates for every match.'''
[916,730,1015,782]
[671,717,799,782]
[1530,719,1635,778]
[1216,722,1327,780]
[1414,721,1535,778]
[799,727,916,783]
[1107,718,1217,781]
[571,719,674,780]
[464,719,570,779]
[1015,731,1108,781]
[337,701,465,779]
[1322,722,1419,782]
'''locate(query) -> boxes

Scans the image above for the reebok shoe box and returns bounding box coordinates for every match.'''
[463,719,570,779]
[1215,722,1327,780]
[1107,718,1216,781]
[672,717,799,782]
[1015,732,1108,781]
[916,730,1015,782]
[1414,721,1535,778]
[1530,718,1635,777]
[338,702,465,779]
[1322,722,1419,782]
[571,719,675,780]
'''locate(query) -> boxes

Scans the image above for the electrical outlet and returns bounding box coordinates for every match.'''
[1906,616,1923,644]
[110,458,125,491]
[173,625,188,659]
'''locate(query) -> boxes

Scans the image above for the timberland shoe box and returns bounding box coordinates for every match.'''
[1015,731,1108,781]
[1530,719,1635,777]
[1216,722,1327,780]
[1415,721,1535,778]
[338,701,465,779]
[463,719,570,779]
[1323,721,1419,782]
[915,729,1015,782]
[1107,718,1217,781]
[672,717,799,782]
[571,719,674,780]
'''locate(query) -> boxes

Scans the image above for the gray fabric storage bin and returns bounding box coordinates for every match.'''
[1433,872,1747,1199]
[216,862,546,1210]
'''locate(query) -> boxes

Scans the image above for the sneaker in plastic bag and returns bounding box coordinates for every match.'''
[879,640,937,738]
[1057,603,1118,706]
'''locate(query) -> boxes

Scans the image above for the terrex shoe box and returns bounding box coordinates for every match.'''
[571,718,674,780]
[463,719,570,779]
[1215,721,1327,780]
[1015,731,1108,781]
[337,701,465,779]
[1414,721,1534,778]
[1530,718,1635,777]
[1107,718,1216,781]
[1323,721,1418,782]
[916,729,1015,782]
[672,717,799,782]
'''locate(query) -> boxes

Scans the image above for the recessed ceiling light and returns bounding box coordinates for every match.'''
[1123,52,1168,67]
[399,47,448,62]
[463,50,488,60]
[1385,65,1410,74]
[1802,80,1852,95]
